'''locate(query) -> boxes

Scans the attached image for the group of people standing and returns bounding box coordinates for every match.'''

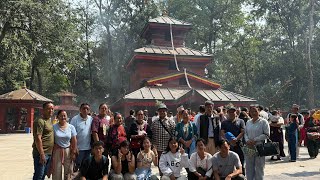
[32,100,320,180]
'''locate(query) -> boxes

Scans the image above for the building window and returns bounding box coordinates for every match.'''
[179,77,187,85]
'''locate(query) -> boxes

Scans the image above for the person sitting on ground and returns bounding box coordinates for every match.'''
[159,137,189,180]
[80,141,109,180]
[109,140,136,180]
[188,138,213,180]
[220,106,245,174]
[135,137,159,180]
[212,140,245,180]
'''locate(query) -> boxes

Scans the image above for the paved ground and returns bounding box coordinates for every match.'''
[1,134,320,180]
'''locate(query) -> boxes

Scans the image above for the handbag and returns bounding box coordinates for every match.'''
[197,167,207,177]
[255,136,280,157]
[241,145,257,157]
[195,154,212,177]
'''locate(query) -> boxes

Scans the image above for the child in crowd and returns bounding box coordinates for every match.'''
[287,114,299,162]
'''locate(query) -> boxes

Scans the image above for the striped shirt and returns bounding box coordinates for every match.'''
[151,117,175,152]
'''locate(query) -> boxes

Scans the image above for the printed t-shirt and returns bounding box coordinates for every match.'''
[91,115,110,143]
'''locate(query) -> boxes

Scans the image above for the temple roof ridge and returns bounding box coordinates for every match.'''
[145,70,221,89]
[148,16,192,26]
[134,45,212,57]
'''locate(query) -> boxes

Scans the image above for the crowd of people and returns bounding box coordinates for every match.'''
[32,101,320,180]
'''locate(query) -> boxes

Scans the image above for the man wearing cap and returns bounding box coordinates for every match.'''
[151,103,175,174]
[197,100,221,155]
[221,106,246,175]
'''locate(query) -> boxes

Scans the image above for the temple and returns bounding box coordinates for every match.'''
[113,16,256,115]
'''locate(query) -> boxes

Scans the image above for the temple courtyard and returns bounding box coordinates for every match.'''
[0,134,319,180]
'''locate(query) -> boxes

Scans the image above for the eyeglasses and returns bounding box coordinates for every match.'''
[137,114,144,115]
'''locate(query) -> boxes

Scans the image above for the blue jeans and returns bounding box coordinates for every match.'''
[75,150,91,170]
[135,167,152,180]
[33,154,51,180]
[289,134,298,161]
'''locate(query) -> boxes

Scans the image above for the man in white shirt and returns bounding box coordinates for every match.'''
[193,105,205,127]
[70,103,93,171]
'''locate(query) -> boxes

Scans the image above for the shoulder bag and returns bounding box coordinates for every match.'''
[255,134,280,157]
[159,119,174,137]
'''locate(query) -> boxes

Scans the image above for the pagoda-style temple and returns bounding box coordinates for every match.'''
[0,87,52,133]
[113,16,256,115]
[54,91,78,117]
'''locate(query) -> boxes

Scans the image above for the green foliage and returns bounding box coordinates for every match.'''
[1,0,320,110]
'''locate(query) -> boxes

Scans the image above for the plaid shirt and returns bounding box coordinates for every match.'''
[151,117,176,152]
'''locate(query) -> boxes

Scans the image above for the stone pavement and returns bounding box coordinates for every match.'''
[1,134,320,180]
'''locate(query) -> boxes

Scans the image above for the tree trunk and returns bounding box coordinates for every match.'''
[29,58,36,90]
[0,21,10,44]
[36,67,43,94]
[85,0,93,97]
[306,0,315,108]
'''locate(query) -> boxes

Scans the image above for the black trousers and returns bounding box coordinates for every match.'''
[230,144,245,176]
[307,139,319,158]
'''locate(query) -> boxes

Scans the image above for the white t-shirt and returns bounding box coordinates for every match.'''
[159,151,189,177]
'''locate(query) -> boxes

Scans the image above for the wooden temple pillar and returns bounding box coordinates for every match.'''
[16,107,21,130]
[26,107,35,131]
[0,106,6,132]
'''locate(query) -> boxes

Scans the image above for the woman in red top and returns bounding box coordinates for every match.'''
[91,103,111,147]
[106,112,127,153]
